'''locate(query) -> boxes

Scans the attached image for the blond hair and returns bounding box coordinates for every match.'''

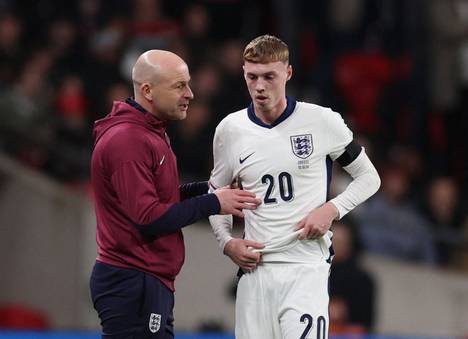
[243,35,289,64]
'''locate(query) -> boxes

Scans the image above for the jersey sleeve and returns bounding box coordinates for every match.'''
[329,149,381,218]
[325,109,354,160]
[208,119,235,250]
[209,120,235,190]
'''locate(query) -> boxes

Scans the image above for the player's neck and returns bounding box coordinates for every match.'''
[254,97,287,125]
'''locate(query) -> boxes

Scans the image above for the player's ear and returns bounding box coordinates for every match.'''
[286,64,292,81]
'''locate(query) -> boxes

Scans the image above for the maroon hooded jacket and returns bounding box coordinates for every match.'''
[91,100,185,291]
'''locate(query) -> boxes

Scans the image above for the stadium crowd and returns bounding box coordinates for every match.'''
[0,0,467,332]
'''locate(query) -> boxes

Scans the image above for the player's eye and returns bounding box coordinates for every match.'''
[248,74,257,80]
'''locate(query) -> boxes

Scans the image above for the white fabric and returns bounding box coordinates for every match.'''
[208,214,233,251]
[209,101,353,263]
[236,262,330,339]
[329,149,381,219]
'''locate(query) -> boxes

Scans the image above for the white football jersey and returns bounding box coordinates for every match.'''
[210,98,353,263]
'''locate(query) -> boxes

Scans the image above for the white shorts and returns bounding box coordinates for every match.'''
[235,261,330,339]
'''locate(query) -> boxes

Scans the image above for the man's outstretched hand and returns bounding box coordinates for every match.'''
[214,188,261,218]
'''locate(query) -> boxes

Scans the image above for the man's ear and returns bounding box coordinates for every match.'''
[286,64,293,81]
[141,83,152,101]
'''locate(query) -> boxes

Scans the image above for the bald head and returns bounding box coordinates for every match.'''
[132,50,187,88]
[131,49,194,120]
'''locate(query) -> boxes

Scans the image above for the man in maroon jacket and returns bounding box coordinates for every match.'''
[90,50,261,338]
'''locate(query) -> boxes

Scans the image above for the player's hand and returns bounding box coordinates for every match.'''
[295,202,339,240]
[214,188,261,218]
[224,238,264,272]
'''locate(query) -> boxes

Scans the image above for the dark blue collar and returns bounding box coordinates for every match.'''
[125,97,149,115]
[247,96,296,129]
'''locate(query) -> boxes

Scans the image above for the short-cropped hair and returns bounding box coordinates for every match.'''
[243,35,289,64]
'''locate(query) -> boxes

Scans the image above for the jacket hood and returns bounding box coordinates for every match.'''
[93,100,167,145]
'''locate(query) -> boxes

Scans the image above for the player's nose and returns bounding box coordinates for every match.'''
[255,80,265,92]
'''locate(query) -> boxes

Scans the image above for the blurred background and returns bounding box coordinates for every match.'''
[0,0,467,338]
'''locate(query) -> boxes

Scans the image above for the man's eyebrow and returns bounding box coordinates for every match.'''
[247,71,276,76]
[172,79,190,86]
[246,71,277,76]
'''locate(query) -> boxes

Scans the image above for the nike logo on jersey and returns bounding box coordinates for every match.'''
[239,152,255,164]
[159,155,166,165]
